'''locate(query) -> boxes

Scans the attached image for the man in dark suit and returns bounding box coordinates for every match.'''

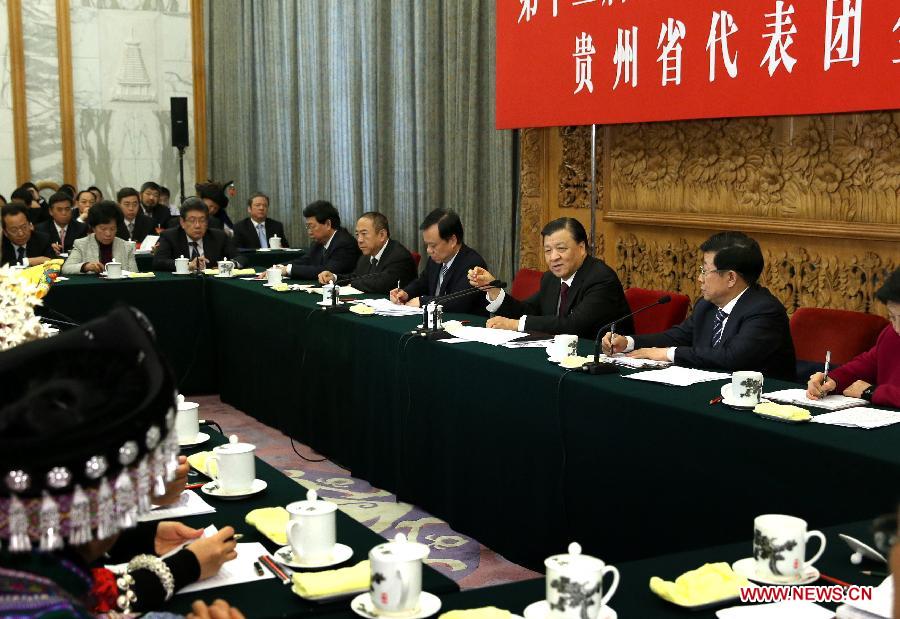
[115,187,156,244]
[470,217,632,339]
[11,186,49,225]
[389,208,488,315]
[36,191,87,256]
[604,231,796,380]
[317,212,417,293]
[232,192,289,249]
[1,203,54,266]
[140,181,170,229]
[152,198,243,272]
[280,200,360,280]
[73,189,95,223]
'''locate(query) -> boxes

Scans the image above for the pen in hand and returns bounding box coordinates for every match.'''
[822,350,831,395]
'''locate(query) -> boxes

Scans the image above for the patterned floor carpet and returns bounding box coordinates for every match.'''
[196,396,539,589]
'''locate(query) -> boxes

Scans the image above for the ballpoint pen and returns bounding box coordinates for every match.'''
[823,350,831,385]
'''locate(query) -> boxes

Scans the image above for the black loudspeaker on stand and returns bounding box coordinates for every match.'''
[171,97,189,204]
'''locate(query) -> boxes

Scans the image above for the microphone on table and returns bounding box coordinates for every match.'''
[412,280,506,338]
[582,295,671,375]
[319,271,384,313]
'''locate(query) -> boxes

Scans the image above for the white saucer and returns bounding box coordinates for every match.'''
[720,385,770,410]
[731,557,820,586]
[839,533,887,563]
[200,478,267,500]
[274,543,354,569]
[178,431,210,447]
[257,248,272,252]
[173,271,192,276]
[317,301,345,306]
[214,273,233,278]
[524,600,616,619]
[350,591,441,619]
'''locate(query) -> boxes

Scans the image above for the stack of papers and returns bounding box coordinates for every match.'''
[308,285,365,296]
[139,490,216,522]
[623,366,730,386]
[357,298,422,317]
[502,338,554,349]
[134,235,158,253]
[811,407,900,429]
[177,541,275,593]
[604,353,670,369]
[716,600,833,619]
[763,389,867,411]
[836,577,893,618]
[443,321,529,346]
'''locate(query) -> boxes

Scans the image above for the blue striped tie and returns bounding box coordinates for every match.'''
[257,223,268,248]
[711,308,728,347]
[437,263,449,293]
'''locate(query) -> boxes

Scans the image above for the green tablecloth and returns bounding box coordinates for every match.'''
[43,273,217,393]
[319,519,889,619]
[42,276,900,572]
[164,429,457,618]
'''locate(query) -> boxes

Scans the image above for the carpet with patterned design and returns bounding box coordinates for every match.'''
[195,396,539,589]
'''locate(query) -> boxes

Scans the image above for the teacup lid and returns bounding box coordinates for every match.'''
[545,542,606,572]
[287,488,337,515]
[370,532,429,561]
[108,259,120,265]
[271,234,280,239]
[214,438,254,454]
[177,395,198,411]
[177,255,186,260]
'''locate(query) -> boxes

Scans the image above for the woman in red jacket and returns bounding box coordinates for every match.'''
[807,268,900,408]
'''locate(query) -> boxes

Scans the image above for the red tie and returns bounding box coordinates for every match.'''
[58,227,66,250]
[558,282,570,316]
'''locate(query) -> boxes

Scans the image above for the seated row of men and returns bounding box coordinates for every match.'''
[0,183,290,266]
[4,191,897,407]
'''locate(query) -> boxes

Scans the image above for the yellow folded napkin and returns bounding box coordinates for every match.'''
[271,283,291,292]
[440,608,511,619]
[233,268,256,276]
[559,355,591,369]
[753,401,812,421]
[245,506,290,545]
[650,562,750,606]
[349,304,375,315]
[186,451,216,475]
[128,271,156,278]
[291,560,370,599]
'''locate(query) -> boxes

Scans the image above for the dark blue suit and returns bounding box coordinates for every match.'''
[403,244,488,315]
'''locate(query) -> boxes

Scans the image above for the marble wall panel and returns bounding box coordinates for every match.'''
[70,0,195,198]
[22,0,64,183]
[0,0,17,195]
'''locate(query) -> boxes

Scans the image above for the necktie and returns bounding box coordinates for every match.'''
[16,247,25,265]
[711,308,728,347]
[189,241,200,261]
[558,282,570,316]
[58,227,66,250]
[127,222,134,239]
[257,223,268,248]
[437,263,449,293]
[369,257,378,273]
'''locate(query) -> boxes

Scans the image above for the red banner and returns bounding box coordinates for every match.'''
[496,0,900,128]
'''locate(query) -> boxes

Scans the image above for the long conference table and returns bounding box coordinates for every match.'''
[45,273,900,572]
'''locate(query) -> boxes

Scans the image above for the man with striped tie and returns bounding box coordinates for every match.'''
[603,231,796,380]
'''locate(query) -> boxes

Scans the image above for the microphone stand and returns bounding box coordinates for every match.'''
[582,296,671,375]
[412,280,506,339]
[320,271,387,313]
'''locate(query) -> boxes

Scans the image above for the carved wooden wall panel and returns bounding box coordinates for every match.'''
[518,110,899,316]
[518,128,549,271]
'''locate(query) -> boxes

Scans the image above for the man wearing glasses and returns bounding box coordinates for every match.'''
[280,200,360,280]
[152,198,241,272]
[603,231,796,380]
[1,203,53,266]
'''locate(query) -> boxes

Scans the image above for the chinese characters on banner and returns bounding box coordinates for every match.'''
[496,0,900,128]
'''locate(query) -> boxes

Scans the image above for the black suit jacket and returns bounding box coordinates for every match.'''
[633,285,796,380]
[142,204,171,228]
[287,228,360,280]
[403,244,488,315]
[1,231,54,266]
[36,219,88,254]
[116,213,156,243]
[495,256,633,339]
[152,227,243,271]
[233,217,289,249]
[340,239,417,294]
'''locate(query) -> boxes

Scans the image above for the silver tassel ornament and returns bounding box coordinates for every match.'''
[39,492,64,551]
[95,478,118,540]
[136,458,152,513]
[151,449,167,498]
[163,430,179,482]
[8,494,31,552]
[114,469,138,528]
[68,485,92,545]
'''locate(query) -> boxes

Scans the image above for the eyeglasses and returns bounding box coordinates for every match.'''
[5,224,30,234]
[184,217,207,225]
[698,266,728,278]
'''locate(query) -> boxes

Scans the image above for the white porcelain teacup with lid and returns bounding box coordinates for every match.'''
[544,542,619,619]
[369,533,430,615]
[285,489,337,563]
